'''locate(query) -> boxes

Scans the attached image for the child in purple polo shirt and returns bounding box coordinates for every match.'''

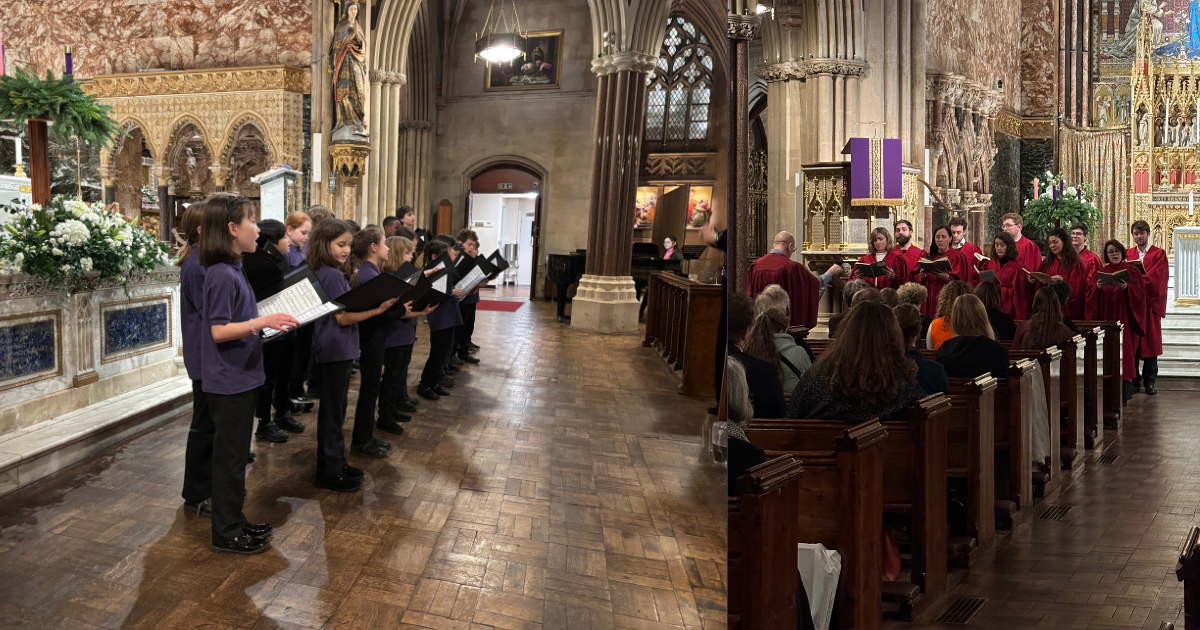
[198,194,300,555]
[176,205,215,518]
[306,220,398,493]
[378,236,436,433]
[417,238,467,400]
[453,229,485,366]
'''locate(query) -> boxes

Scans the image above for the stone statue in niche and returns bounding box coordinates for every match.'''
[1138,112,1148,146]
[185,148,199,186]
[329,1,369,141]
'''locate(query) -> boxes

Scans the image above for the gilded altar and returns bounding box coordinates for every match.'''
[799,162,923,267]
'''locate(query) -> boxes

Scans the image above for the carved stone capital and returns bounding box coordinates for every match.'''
[591,51,658,76]
[399,119,435,132]
[370,69,407,86]
[760,61,806,83]
[727,13,761,40]
[97,166,119,187]
[150,166,173,183]
[806,58,867,77]
[208,165,230,187]
[926,72,1001,117]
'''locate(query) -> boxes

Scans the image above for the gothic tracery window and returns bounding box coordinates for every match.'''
[645,16,715,148]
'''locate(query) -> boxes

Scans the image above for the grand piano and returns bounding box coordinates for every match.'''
[546,244,682,322]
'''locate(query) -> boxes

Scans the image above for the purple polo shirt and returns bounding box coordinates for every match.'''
[201,260,264,395]
[427,296,463,332]
[179,253,205,379]
[357,260,380,285]
[386,317,418,348]
[285,249,305,267]
[312,264,360,363]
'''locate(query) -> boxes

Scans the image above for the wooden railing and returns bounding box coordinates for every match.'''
[643,271,723,396]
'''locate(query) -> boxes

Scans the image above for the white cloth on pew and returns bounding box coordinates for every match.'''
[798,543,841,630]
[1030,363,1051,464]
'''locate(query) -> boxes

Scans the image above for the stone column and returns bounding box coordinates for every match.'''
[728,12,761,295]
[209,165,230,192]
[570,53,657,334]
[151,166,173,242]
[98,165,118,206]
[385,79,403,217]
[368,74,385,221]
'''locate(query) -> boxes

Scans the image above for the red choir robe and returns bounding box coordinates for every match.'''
[955,241,984,284]
[1042,257,1088,320]
[1091,261,1147,382]
[894,244,927,283]
[852,250,909,289]
[983,257,1027,320]
[1014,234,1043,273]
[1079,247,1103,285]
[919,248,969,318]
[747,252,820,329]
[1127,244,1168,357]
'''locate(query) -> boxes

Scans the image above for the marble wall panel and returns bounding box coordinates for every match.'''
[100,296,171,363]
[0,0,311,79]
[927,0,1023,111]
[989,131,1024,238]
[1021,0,1057,116]
[0,311,61,391]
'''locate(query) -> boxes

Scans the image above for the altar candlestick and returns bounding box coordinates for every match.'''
[64,45,73,79]
[1034,177,1040,199]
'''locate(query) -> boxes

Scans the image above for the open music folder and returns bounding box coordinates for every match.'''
[256,265,343,340]
[410,267,453,311]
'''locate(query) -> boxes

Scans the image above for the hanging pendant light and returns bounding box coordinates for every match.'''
[475,0,528,64]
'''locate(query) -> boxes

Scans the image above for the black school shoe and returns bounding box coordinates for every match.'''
[183,498,212,518]
[212,534,271,555]
[255,418,289,443]
[243,523,273,538]
[445,365,461,375]
[315,472,361,492]
[351,441,388,458]
[458,354,480,364]
[343,464,364,479]
[399,399,419,412]
[437,377,456,389]
[1147,382,1158,395]
[290,397,315,414]
[378,418,406,435]
[275,412,305,433]
[417,384,441,400]
[247,450,256,463]
[449,357,465,367]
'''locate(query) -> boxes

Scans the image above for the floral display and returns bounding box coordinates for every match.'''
[0,195,168,293]
[1022,171,1103,240]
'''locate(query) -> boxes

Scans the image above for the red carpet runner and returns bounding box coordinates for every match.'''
[476,300,526,312]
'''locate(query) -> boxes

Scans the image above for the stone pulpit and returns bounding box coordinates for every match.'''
[1174,226,1200,305]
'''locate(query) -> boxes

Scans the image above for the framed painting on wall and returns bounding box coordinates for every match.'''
[635,186,659,227]
[687,186,713,227]
[485,30,564,91]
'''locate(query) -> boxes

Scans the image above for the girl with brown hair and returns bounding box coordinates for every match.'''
[935,294,1010,379]
[378,236,436,431]
[1013,286,1078,352]
[742,307,811,393]
[926,280,972,350]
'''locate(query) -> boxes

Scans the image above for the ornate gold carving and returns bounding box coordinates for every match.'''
[329,143,372,178]
[84,66,310,98]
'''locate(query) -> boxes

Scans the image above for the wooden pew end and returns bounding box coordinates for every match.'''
[995,500,1018,530]
[882,581,921,622]
[948,536,978,569]
[1104,411,1121,431]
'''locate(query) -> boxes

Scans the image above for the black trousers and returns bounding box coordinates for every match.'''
[1135,355,1160,385]
[207,389,255,545]
[455,304,477,357]
[316,360,353,477]
[256,337,294,419]
[182,379,214,505]
[289,327,315,398]
[422,327,454,387]
[380,343,414,422]
[352,327,386,445]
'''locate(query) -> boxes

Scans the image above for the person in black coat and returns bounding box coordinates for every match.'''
[974,281,1016,341]
[894,303,951,395]
[936,294,1011,379]
[729,293,787,418]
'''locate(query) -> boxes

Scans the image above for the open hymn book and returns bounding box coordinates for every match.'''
[1096,269,1130,288]
[257,266,342,340]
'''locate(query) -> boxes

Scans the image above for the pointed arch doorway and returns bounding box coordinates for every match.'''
[466,159,546,301]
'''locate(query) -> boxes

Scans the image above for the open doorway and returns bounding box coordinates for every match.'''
[468,164,542,300]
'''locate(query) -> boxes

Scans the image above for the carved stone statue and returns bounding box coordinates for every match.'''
[329,1,368,139]
[1138,112,1148,146]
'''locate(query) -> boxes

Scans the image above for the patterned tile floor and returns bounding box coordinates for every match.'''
[898,388,1200,629]
[0,297,726,630]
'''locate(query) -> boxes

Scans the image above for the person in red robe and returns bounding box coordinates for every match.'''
[919,225,969,317]
[1127,220,1168,395]
[1001,212,1043,272]
[747,231,822,329]
[1040,227,1088,321]
[853,227,908,289]
[1092,239,1147,402]
[982,232,1030,319]
[1070,222,1103,286]
[893,219,926,283]
[949,216,983,284]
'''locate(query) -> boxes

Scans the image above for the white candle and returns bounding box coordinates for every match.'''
[13,136,21,168]
[1192,190,1196,216]
[924,148,931,205]
[312,133,322,182]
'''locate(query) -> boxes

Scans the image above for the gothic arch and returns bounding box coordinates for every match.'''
[218,114,278,168]
[164,116,214,163]
[116,116,157,162]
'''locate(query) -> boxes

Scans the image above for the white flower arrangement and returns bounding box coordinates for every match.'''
[0,195,169,293]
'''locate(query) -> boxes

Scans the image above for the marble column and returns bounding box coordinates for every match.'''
[151,166,172,242]
[570,53,657,334]
[98,165,118,206]
[368,76,384,222]
[209,165,230,193]
[728,12,760,295]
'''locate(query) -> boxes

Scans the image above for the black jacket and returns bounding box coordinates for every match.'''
[906,347,951,395]
[987,308,1017,341]
[936,336,1010,380]
[729,344,787,418]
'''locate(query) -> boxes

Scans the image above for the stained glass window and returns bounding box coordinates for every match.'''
[644,16,716,148]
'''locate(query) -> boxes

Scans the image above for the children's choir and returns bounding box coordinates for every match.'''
[178,195,489,555]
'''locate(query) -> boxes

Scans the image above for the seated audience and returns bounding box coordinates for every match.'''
[880,287,899,308]
[936,294,1010,379]
[1013,286,1078,351]
[743,308,812,393]
[726,357,766,493]
[755,284,815,363]
[729,293,787,418]
[1048,279,1077,331]
[787,302,925,422]
[897,282,933,339]
[894,303,951,395]
[974,281,1017,341]
[827,279,869,338]
[926,280,973,350]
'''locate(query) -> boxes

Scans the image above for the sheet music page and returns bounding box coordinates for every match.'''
[455,266,487,294]
[258,281,340,338]
[432,275,448,294]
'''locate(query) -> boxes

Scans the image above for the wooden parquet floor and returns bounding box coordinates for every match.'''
[0,296,727,630]
[899,388,1200,630]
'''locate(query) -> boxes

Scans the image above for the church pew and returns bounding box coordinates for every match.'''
[758,421,888,630]
[749,396,951,621]
[1073,320,1124,430]
[988,358,1039,516]
[641,272,722,396]
[1177,525,1200,630]
[1005,346,1063,490]
[1078,324,1106,449]
[729,456,805,630]
[944,374,997,562]
[1058,335,1087,467]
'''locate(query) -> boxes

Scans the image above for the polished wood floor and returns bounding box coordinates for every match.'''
[899,385,1200,629]
[0,293,726,630]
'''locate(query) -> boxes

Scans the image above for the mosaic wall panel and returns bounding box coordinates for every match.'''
[928,0,1023,112]
[100,296,172,363]
[1020,0,1057,116]
[0,311,62,392]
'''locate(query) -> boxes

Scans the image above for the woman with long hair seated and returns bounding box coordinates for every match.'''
[1039,227,1087,320]
[936,294,1011,379]
[919,224,970,317]
[1090,239,1147,401]
[1012,286,1078,351]
[981,231,1029,319]
[974,281,1017,341]
[742,305,812,393]
[786,301,924,422]
[925,280,973,350]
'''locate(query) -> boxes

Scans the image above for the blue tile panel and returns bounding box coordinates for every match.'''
[0,319,56,382]
[104,303,168,356]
